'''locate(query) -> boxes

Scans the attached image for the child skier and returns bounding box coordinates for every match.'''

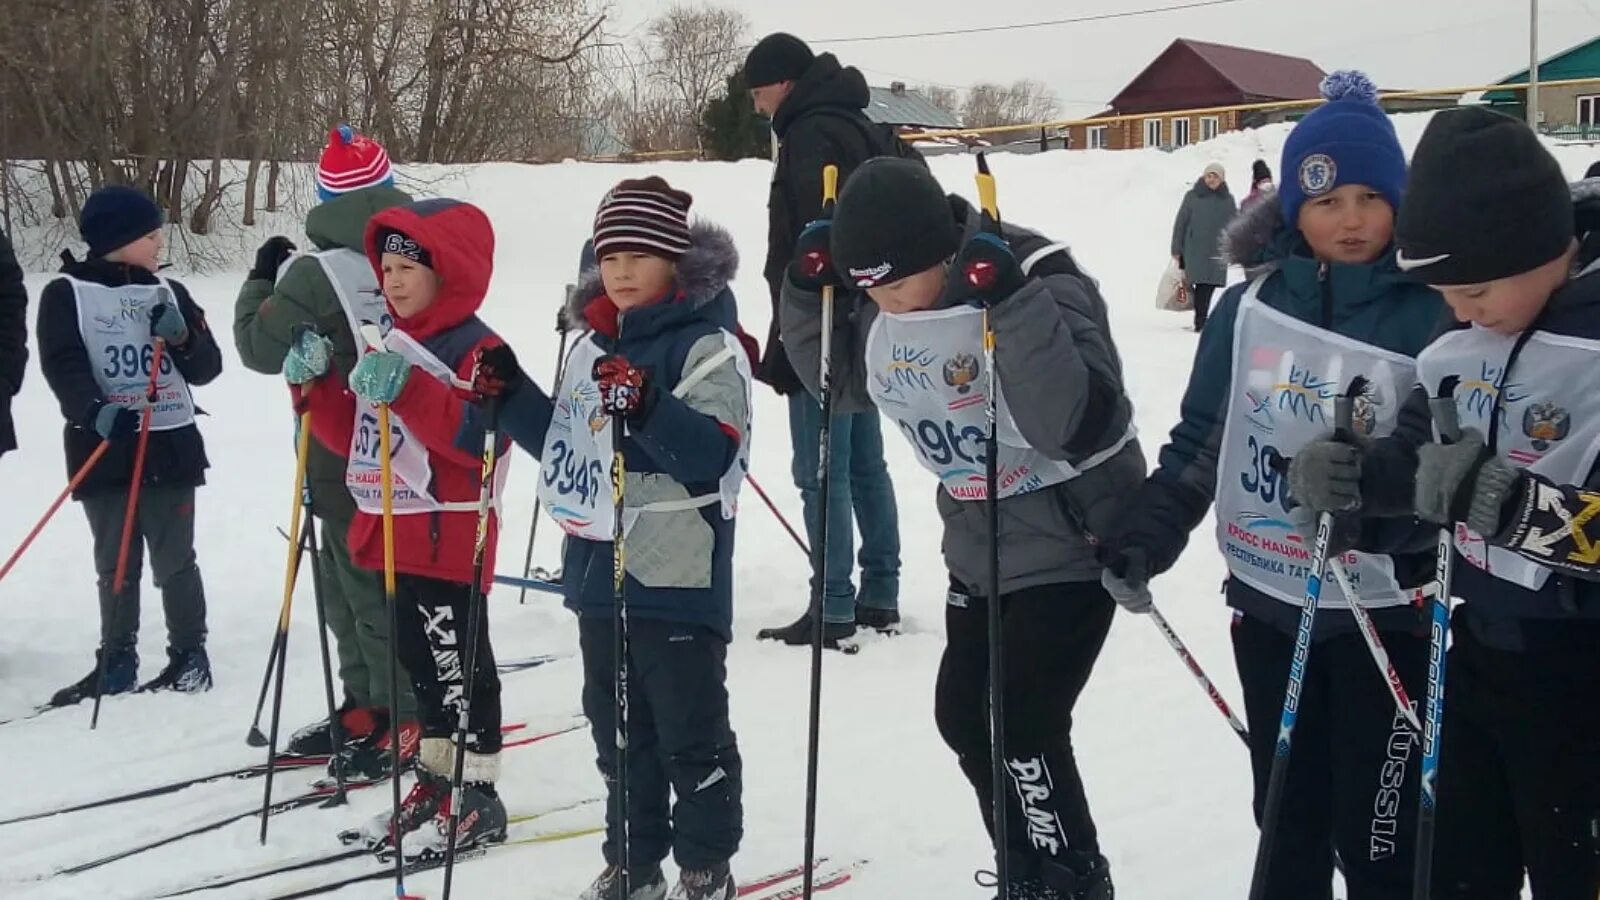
[233,124,419,778]
[1096,72,1444,900]
[779,156,1139,899]
[1292,106,1600,898]
[282,197,509,857]
[473,176,749,900]
[37,184,222,704]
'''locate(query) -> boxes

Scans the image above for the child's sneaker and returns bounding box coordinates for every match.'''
[667,863,735,900]
[338,768,447,849]
[50,646,138,707]
[139,647,212,693]
[577,864,668,900]
[402,782,507,861]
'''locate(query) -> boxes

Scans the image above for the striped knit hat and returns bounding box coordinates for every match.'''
[592,177,692,262]
[317,125,395,202]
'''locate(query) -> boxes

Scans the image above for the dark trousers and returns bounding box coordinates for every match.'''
[392,574,501,753]
[1431,607,1600,899]
[1192,283,1218,331]
[580,616,742,871]
[934,579,1114,876]
[1232,611,1427,900]
[80,483,207,651]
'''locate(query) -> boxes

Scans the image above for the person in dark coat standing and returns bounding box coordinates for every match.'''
[0,226,26,459]
[745,33,904,645]
[1171,161,1238,331]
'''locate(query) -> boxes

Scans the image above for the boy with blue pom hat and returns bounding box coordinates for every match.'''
[35,183,224,706]
[1098,70,1445,899]
[233,123,420,777]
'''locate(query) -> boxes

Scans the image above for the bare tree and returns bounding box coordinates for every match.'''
[961,79,1062,128]
[916,85,961,119]
[645,3,749,150]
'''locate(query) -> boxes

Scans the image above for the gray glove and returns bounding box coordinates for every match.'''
[92,401,140,442]
[1415,427,1522,536]
[149,302,189,347]
[1287,437,1363,513]
[1100,546,1153,615]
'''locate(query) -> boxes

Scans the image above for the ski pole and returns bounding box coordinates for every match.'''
[0,439,111,585]
[260,409,316,842]
[441,385,503,899]
[1246,375,1367,900]
[301,474,349,809]
[1328,560,1422,739]
[611,408,632,900]
[1148,606,1249,745]
[802,163,840,900]
[1414,375,1460,900]
[519,298,573,604]
[92,334,166,731]
[745,468,810,557]
[973,151,1011,900]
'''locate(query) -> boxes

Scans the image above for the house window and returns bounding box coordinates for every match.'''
[1579,95,1600,127]
[1143,118,1163,148]
[1088,126,1108,149]
[1172,118,1191,147]
[1200,116,1220,141]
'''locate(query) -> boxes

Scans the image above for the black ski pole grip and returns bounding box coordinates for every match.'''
[1334,375,1369,442]
[1430,375,1461,445]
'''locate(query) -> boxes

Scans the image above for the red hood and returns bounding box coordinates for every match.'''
[364,199,495,340]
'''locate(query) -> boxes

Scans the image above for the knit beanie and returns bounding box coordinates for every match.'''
[744,33,815,88]
[376,227,433,270]
[1279,71,1407,224]
[1203,162,1226,181]
[1395,106,1574,285]
[830,158,961,289]
[317,125,395,202]
[80,185,164,259]
[592,176,693,261]
[1252,159,1273,185]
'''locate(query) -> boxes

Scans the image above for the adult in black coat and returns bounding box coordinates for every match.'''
[0,227,26,458]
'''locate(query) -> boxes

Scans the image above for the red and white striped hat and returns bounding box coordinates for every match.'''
[316,125,394,201]
[592,177,693,261]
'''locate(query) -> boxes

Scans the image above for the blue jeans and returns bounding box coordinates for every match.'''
[787,392,901,623]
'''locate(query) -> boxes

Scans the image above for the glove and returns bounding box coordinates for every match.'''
[1415,428,1522,536]
[283,329,333,385]
[1287,505,1363,556]
[91,401,141,442]
[474,344,526,399]
[250,236,297,282]
[950,232,1026,307]
[1100,545,1153,615]
[787,218,842,293]
[593,354,653,420]
[1287,437,1364,513]
[149,302,189,347]
[350,351,413,405]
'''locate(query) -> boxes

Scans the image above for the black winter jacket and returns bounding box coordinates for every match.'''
[0,228,26,457]
[36,257,222,497]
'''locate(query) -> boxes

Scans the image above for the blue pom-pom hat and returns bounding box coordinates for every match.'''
[1278,69,1407,225]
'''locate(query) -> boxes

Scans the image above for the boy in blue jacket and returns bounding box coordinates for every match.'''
[475,177,749,900]
[1292,107,1600,899]
[1098,72,1445,900]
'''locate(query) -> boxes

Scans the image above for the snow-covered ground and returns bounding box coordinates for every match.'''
[3,113,1594,899]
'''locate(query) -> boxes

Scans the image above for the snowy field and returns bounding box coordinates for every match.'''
[2,114,1595,899]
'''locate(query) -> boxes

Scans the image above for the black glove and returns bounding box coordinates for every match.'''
[594,354,655,421]
[787,218,842,293]
[474,344,527,399]
[950,232,1026,307]
[250,236,297,282]
[90,401,141,443]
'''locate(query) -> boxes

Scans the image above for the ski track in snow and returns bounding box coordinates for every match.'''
[2,112,1575,898]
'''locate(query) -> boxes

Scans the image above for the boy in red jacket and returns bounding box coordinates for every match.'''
[284,197,509,858]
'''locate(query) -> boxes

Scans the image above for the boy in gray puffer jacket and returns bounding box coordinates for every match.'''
[781,157,1139,900]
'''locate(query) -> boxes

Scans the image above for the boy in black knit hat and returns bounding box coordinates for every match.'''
[1292,105,1600,897]
[780,157,1142,900]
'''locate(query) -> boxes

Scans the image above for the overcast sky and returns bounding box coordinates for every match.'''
[600,0,1596,117]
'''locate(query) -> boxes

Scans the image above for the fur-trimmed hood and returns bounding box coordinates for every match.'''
[569,220,740,325]
[1219,187,1288,278]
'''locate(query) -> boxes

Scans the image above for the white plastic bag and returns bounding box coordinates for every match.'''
[1155,260,1191,312]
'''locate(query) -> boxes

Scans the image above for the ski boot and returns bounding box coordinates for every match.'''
[578,864,668,900]
[50,646,138,707]
[668,862,735,900]
[139,646,212,693]
[339,767,448,850]
[854,606,901,634]
[402,781,508,861]
[755,612,856,650]
[331,717,419,785]
[1017,853,1111,900]
[287,700,381,757]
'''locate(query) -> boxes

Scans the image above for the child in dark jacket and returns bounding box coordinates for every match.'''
[36,185,223,706]
[1293,106,1600,899]
[283,198,509,858]
[475,177,749,900]
[1097,72,1445,900]
[779,157,1141,900]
